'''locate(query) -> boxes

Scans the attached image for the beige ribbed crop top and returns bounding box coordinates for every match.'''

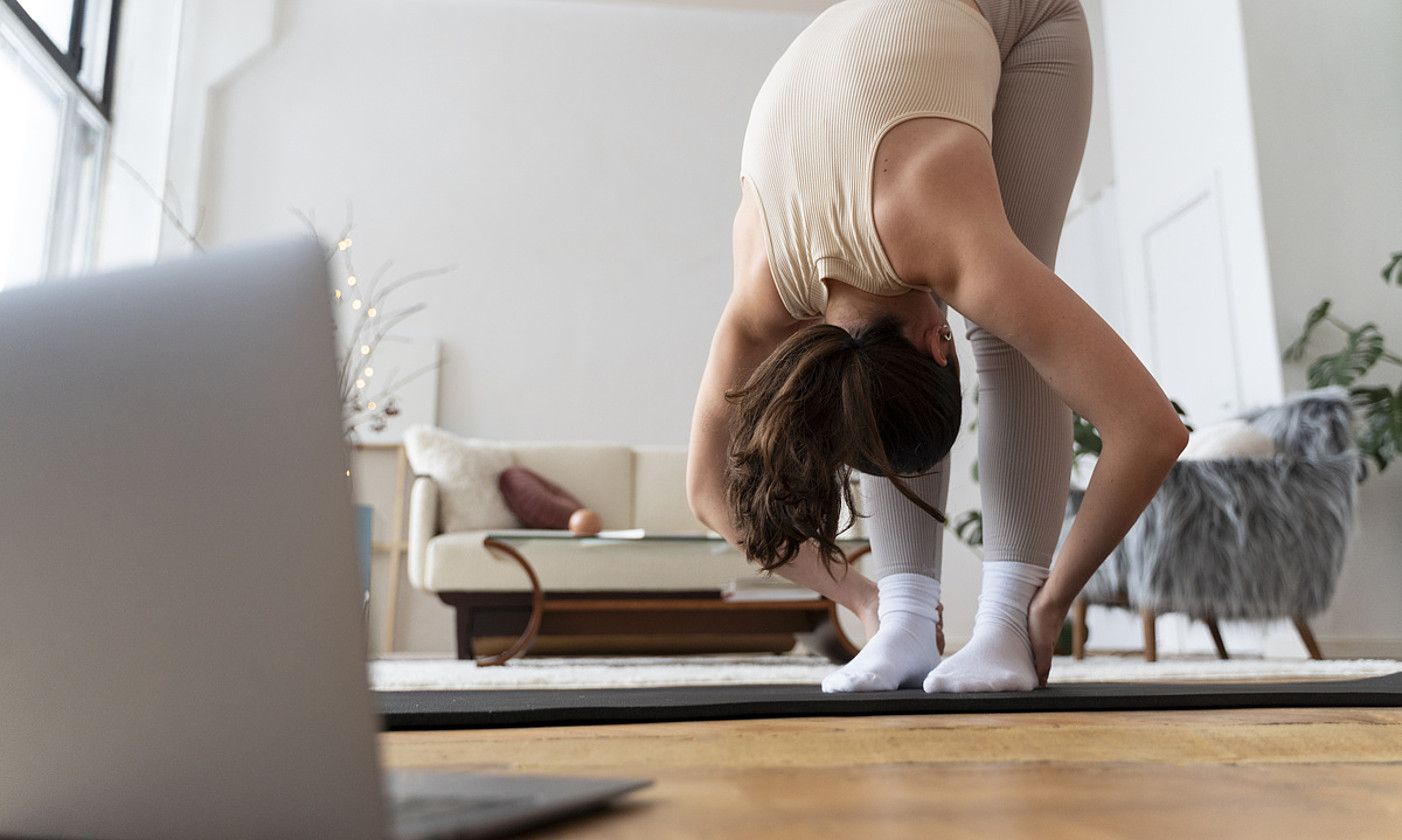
[739,0,1001,320]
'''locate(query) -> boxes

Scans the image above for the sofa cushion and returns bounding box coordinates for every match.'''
[1178,418,1276,461]
[499,466,584,529]
[632,446,707,532]
[510,443,634,530]
[404,425,517,532]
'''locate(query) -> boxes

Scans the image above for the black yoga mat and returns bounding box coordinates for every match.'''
[377,670,1402,730]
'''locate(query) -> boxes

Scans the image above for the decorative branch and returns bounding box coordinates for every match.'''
[111,156,205,252]
[293,207,451,438]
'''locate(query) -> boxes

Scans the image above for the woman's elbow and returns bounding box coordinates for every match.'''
[1154,417,1190,466]
[686,480,720,527]
[686,491,710,527]
[1105,411,1188,469]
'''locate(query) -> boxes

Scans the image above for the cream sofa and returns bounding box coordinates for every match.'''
[406,440,869,660]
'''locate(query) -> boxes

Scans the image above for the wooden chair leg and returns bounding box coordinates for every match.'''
[1205,617,1229,659]
[1072,597,1088,660]
[451,604,477,661]
[1141,607,1157,662]
[1293,615,1325,660]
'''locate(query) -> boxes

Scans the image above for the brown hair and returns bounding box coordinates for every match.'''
[723,314,961,577]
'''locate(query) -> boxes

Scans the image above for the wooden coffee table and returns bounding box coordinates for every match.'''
[442,530,871,666]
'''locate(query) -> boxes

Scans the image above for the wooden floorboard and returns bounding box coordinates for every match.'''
[382,706,1402,838]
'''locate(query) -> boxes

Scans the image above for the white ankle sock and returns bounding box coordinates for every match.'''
[822,573,941,693]
[923,561,1049,693]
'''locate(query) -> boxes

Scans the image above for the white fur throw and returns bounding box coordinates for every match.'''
[1179,418,1277,461]
[403,425,518,532]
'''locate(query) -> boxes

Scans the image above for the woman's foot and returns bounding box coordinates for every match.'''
[923,560,1048,693]
[822,573,942,693]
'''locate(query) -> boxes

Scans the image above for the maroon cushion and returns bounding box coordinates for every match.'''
[498,466,585,530]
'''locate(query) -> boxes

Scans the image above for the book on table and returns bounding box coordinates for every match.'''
[722,577,823,602]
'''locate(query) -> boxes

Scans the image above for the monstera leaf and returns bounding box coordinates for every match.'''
[1308,323,1385,388]
[1383,251,1402,287]
[1283,298,1333,362]
[952,509,983,548]
[1352,386,1402,475]
[1072,413,1102,459]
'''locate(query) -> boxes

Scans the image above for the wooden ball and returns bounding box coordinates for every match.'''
[568,508,602,536]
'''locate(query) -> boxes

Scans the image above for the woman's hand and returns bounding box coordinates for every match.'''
[1027,586,1067,687]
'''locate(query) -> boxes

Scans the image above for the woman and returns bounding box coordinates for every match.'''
[687,0,1186,693]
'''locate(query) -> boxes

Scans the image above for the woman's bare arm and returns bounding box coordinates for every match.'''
[686,186,880,617]
[881,132,1188,617]
[685,302,876,610]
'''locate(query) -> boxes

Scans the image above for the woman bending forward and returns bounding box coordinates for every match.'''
[686,0,1186,693]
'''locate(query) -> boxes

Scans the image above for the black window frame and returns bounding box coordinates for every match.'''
[1,0,122,119]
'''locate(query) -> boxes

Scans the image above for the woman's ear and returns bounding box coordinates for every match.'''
[925,325,952,368]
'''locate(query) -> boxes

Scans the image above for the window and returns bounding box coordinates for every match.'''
[0,0,120,289]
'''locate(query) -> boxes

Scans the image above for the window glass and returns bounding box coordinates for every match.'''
[0,31,62,289]
[16,0,71,52]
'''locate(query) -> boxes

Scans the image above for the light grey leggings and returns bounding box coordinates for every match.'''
[860,0,1092,580]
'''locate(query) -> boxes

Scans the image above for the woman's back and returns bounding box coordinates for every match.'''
[739,0,1001,320]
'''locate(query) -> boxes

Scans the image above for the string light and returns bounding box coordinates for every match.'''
[367,307,377,318]
[351,299,362,311]
[360,344,371,355]
[333,289,342,300]
[367,401,377,411]
[338,238,352,250]
[364,367,374,377]
[355,378,366,390]
[345,468,352,477]
[346,275,358,286]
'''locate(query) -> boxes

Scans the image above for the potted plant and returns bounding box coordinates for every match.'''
[1281,249,1402,477]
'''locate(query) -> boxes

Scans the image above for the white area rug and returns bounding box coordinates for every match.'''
[369,653,1402,692]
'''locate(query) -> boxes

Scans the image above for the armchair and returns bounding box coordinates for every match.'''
[1064,387,1359,661]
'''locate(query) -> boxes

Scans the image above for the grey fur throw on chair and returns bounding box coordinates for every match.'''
[1062,387,1359,658]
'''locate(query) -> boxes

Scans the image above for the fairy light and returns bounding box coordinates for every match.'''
[333,289,342,300]
[345,469,352,477]
[355,378,366,390]
[346,275,358,287]
[338,238,352,251]
[364,367,374,377]
[367,307,377,318]
[360,344,371,356]
[351,299,362,311]
[367,401,377,411]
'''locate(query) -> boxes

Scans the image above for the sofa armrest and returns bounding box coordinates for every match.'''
[407,475,440,590]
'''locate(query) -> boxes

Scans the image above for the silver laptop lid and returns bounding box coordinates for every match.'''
[0,239,385,839]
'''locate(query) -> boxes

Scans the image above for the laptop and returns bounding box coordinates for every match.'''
[0,238,650,839]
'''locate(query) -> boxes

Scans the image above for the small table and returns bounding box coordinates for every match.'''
[464,530,872,666]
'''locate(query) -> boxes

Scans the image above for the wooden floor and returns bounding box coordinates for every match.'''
[383,689,1402,839]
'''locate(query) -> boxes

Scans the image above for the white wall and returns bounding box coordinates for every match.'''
[196,0,806,447]
[1241,0,1402,657]
[1099,0,1281,425]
